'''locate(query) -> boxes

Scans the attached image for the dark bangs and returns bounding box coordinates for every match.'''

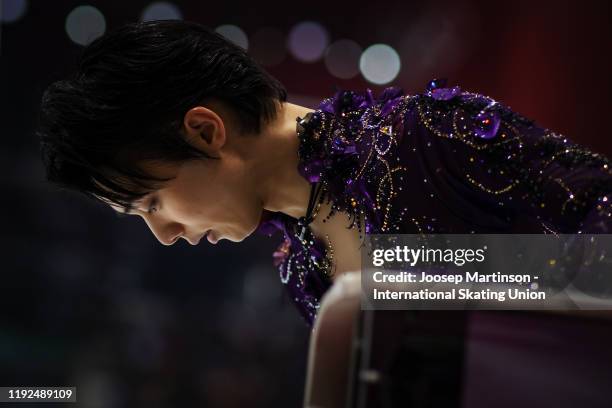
[37,20,286,210]
[38,77,216,211]
[39,118,214,212]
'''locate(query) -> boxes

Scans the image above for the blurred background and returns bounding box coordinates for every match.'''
[1,0,610,407]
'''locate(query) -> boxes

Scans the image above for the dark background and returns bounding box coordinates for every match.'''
[1,0,610,407]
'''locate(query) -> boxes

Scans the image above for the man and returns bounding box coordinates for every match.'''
[38,20,612,325]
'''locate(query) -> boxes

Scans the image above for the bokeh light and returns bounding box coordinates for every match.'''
[249,27,286,67]
[288,21,329,63]
[141,2,182,21]
[324,39,362,80]
[215,24,248,51]
[359,44,401,85]
[65,5,106,46]
[0,0,28,23]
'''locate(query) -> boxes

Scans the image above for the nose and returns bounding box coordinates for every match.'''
[142,217,183,246]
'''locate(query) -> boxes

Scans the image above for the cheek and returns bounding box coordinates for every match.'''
[220,182,261,223]
[168,202,205,223]
[163,189,211,223]
[187,183,236,222]
[205,165,260,225]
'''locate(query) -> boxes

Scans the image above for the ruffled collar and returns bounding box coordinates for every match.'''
[255,86,406,239]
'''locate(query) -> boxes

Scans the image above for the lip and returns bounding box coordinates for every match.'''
[206,229,219,245]
[185,235,201,245]
[182,230,207,246]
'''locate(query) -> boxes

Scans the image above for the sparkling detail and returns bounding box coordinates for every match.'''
[255,79,612,327]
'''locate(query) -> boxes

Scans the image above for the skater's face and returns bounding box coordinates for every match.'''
[107,158,263,246]
[103,104,265,246]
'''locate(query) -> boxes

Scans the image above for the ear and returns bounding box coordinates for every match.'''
[182,106,227,157]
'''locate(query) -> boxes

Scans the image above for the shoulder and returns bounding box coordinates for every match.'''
[311,79,540,151]
[411,79,539,141]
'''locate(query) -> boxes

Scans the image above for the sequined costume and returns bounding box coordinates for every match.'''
[256,79,612,326]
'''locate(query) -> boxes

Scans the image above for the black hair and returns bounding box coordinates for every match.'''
[37,19,287,212]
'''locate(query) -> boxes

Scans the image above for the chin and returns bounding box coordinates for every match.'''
[225,215,262,243]
[223,229,250,243]
[234,221,261,242]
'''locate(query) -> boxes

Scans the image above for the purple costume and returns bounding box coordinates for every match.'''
[256,79,612,326]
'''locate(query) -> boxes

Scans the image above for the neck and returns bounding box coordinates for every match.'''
[255,101,316,220]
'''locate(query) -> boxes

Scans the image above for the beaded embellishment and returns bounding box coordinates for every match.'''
[257,78,612,326]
